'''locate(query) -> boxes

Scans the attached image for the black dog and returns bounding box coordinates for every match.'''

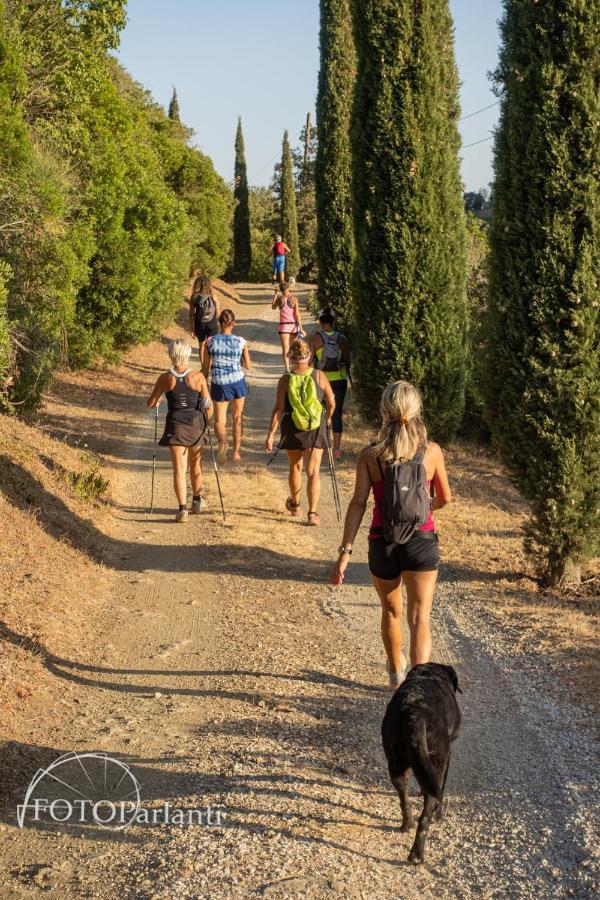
[381,662,462,864]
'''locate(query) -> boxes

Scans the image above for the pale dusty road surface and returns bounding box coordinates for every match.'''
[0,284,597,899]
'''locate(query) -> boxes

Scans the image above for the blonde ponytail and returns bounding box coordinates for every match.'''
[371,381,427,463]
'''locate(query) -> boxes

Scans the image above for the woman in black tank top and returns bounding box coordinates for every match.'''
[147,338,212,523]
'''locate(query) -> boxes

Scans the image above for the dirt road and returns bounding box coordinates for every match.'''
[1,284,597,899]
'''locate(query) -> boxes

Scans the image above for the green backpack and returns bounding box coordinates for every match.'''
[288,369,323,431]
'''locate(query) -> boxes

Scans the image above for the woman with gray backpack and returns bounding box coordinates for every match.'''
[308,307,350,460]
[189,274,219,368]
[330,381,452,689]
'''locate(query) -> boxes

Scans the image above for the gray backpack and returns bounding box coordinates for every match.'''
[193,293,216,324]
[379,445,431,544]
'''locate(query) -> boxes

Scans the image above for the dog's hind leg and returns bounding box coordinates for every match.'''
[391,766,415,832]
[434,755,451,823]
[408,794,438,865]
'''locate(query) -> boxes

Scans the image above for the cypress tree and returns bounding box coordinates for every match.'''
[168,86,180,123]
[483,1,600,585]
[280,130,301,278]
[232,117,251,279]
[315,0,355,320]
[351,0,467,442]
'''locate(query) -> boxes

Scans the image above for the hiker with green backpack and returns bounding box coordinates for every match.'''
[330,381,452,689]
[265,339,335,526]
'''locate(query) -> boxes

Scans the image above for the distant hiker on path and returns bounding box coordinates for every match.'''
[308,307,350,460]
[204,309,252,464]
[272,281,302,371]
[330,381,452,687]
[189,274,219,369]
[147,338,212,523]
[269,234,290,285]
[265,339,335,526]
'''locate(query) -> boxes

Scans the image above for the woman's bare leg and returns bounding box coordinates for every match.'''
[286,450,303,506]
[168,446,188,506]
[230,397,245,457]
[213,400,228,449]
[371,575,405,674]
[188,445,203,496]
[279,332,291,370]
[304,447,323,513]
[403,570,438,665]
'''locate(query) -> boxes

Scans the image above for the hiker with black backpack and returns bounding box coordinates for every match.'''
[189,274,219,368]
[308,307,350,460]
[265,339,335,526]
[330,381,452,688]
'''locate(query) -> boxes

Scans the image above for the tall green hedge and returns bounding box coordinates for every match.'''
[351,0,467,442]
[483,0,600,585]
[232,117,251,280]
[280,130,301,278]
[315,0,355,320]
[0,0,231,408]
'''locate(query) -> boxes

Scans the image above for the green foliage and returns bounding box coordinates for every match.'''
[232,118,251,279]
[248,188,278,283]
[461,213,490,440]
[351,0,467,443]
[168,87,181,123]
[316,0,355,320]
[483,0,600,585]
[271,125,318,282]
[64,453,109,503]
[0,0,232,407]
[279,131,301,277]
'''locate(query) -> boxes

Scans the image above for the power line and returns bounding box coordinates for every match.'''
[248,153,279,182]
[462,135,494,149]
[459,100,499,121]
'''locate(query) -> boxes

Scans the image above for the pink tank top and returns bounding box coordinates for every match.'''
[369,477,435,540]
[279,296,295,325]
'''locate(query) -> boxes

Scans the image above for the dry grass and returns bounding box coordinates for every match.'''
[0,415,112,734]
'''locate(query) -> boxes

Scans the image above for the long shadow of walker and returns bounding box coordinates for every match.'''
[0,456,329,580]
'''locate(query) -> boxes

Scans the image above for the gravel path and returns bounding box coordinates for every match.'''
[0,285,597,899]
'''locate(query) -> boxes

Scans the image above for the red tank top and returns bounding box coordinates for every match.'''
[273,241,285,256]
[369,477,435,539]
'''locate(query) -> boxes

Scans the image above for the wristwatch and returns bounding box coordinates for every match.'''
[338,545,353,556]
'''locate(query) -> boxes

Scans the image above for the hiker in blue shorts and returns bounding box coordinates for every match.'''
[269,235,290,285]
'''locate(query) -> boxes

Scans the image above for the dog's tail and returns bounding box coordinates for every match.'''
[410,721,443,801]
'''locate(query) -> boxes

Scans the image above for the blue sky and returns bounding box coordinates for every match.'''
[116,0,503,193]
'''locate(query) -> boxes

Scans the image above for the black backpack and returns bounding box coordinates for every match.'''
[380,445,431,544]
[193,293,216,324]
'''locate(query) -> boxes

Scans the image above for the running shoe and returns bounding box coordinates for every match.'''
[190,497,206,514]
[175,508,189,523]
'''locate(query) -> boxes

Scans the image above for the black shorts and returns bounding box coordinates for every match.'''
[368,531,439,579]
[195,317,219,343]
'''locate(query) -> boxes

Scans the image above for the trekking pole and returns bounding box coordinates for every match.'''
[326,426,342,522]
[204,416,226,523]
[150,404,159,513]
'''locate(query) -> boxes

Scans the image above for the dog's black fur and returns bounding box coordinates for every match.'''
[381,662,462,864]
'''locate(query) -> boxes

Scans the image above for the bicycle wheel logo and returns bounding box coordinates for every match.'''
[17,751,141,830]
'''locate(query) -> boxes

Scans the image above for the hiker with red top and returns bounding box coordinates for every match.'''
[269,234,291,284]
[330,381,452,689]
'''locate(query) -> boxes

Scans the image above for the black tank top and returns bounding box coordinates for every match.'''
[165,369,202,418]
